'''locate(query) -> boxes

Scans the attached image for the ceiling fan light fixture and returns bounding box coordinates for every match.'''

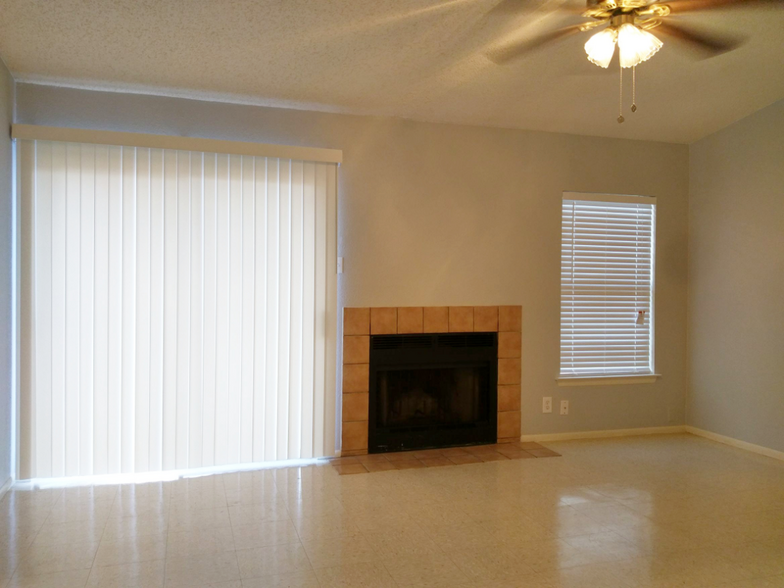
[584,27,618,68]
[617,23,663,68]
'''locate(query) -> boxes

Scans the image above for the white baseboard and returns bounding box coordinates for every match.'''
[519,425,784,463]
[520,425,686,443]
[0,476,12,501]
[685,426,784,462]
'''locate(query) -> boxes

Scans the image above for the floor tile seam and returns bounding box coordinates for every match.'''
[561,527,638,546]
[84,507,114,581]
[77,564,91,588]
[0,545,21,585]
[93,489,121,549]
[30,494,61,541]
[233,542,311,583]
[10,497,102,584]
[10,542,97,587]
[222,483,240,570]
[376,555,418,588]
[161,508,172,588]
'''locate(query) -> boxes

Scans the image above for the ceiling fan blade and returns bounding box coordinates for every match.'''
[476,0,584,37]
[655,21,743,55]
[486,24,585,63]
[660,0,784,14]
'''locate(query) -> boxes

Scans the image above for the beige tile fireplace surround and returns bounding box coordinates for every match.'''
[341,306,522,456]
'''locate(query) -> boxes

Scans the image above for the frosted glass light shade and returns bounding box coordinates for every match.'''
[584,28,618,68]
[617,23,662,68]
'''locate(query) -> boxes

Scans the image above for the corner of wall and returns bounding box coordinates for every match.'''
[0,54,16,487]
[685,99,784,454]
[684,139,693,428]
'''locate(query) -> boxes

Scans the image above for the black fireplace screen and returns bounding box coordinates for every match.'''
[368,333,497,453]
[377,366,489,428]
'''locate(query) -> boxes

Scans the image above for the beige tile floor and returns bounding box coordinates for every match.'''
[1,433,783,587]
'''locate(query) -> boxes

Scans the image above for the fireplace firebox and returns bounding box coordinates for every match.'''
[369,333,497,453]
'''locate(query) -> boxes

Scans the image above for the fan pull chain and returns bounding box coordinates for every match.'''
[618,65,625,124]
[631,66,638,113]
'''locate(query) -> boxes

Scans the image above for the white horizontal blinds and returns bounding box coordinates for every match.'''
[560,196,656,377]
[19,139,337,479]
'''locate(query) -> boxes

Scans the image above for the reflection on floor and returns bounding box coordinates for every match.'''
[330,442,561,474]
[1,434,783,587]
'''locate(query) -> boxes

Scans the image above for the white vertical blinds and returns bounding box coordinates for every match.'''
[560,194,656,377]
[18,139,338,479]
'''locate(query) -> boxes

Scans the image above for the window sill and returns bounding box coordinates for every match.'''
[556,374,661,387]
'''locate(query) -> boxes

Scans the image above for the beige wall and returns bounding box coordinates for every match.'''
[688,99,784,453]
[0,61,14,485]
[15,83,690,440]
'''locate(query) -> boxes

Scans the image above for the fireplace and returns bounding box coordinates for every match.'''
[341,306,522,456]
[369,333,498,453]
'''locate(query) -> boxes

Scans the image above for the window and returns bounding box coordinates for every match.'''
[560,193,656,382]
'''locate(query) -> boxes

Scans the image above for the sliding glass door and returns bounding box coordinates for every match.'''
[18,139,337,479]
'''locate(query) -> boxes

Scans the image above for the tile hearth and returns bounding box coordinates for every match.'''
[329,442,561,475]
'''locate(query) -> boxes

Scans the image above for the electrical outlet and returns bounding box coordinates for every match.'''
[542,397,553,414]
[560,400,569,415]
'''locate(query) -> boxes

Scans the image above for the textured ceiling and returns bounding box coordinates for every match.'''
[1,0,783,143]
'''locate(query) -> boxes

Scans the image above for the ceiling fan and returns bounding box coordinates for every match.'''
[486,0,782,122]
